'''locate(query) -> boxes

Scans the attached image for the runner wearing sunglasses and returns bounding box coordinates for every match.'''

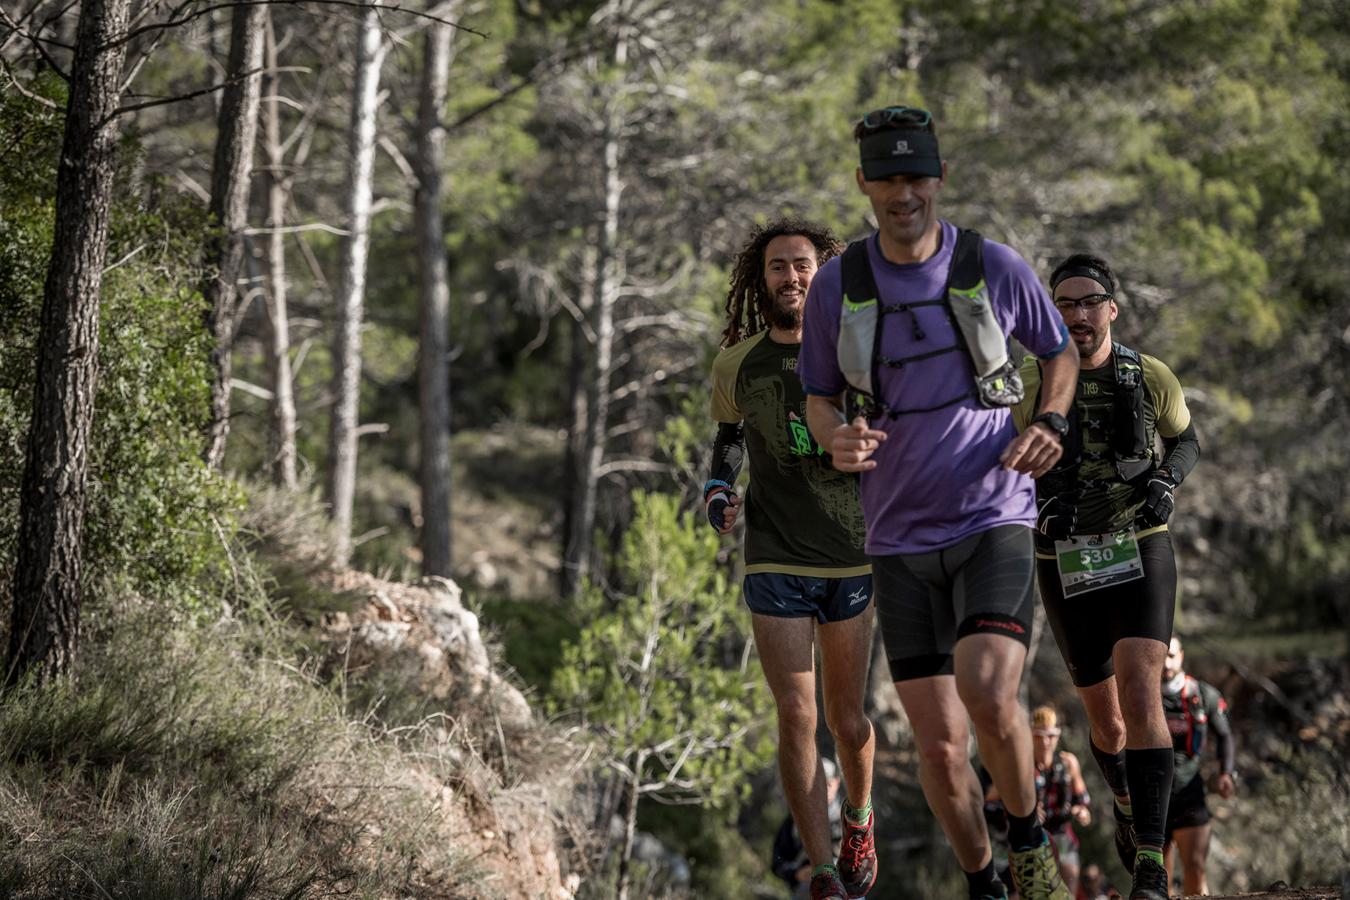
[1013,253,1201,900]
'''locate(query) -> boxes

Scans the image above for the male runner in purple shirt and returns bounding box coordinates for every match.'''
[800,105,1079,900]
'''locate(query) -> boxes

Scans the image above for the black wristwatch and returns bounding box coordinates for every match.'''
[1031,411,1070,441]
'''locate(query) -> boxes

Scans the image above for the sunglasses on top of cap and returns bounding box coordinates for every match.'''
[855,106,932,138]
[1053,293,1112,312]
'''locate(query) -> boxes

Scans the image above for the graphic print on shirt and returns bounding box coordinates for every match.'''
[737,365,866,545]
[710,331,867,571]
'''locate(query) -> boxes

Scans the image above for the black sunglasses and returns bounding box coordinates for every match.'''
[1053,294,1113,312]
[859,106,932,129]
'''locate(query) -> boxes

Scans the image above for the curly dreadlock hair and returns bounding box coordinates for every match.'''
[720,219,845,348]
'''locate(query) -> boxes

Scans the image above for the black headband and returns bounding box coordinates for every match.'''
[1050,264,1114,294]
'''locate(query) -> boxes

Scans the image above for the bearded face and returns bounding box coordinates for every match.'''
[759,234,819,334]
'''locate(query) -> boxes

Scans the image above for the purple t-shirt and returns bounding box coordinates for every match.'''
[799,221,1068,555]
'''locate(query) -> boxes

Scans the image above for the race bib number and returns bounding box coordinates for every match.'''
[1055,529,1145,597]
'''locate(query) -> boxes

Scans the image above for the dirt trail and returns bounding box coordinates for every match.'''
[1192,889,1340,900]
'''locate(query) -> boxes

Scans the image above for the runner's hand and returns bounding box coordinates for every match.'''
[1037,495,1077,540]
[706,491,740,534]
[1073,804,1092,827]
[1000,422,1064,478]
[1136,473,1176,527]
[1215,772,1236,799]
[829,417,887,473]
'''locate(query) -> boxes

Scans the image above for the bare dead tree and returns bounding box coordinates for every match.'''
[260,9,298,488]
[202,0,267,469]
[414,14,455,577]
[325,0,388,565]
[6,0,132,686]
[560,4,628,599]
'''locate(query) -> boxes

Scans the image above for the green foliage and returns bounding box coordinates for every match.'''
[0,90,237,614]
[550,491,773,882]
[478,594,579,688]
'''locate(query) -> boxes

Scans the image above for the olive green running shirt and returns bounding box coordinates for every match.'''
[710,332,868,576]
[1015,351,1191,542]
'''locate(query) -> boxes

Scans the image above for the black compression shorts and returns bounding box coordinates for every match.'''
[873,524,1036,682]
[1166,772,1210,836]
[1038,529,1177,688]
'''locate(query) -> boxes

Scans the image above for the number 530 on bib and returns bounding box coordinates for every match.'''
[1054,529,1145,597]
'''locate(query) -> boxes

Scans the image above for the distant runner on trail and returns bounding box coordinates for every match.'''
[707,219,877,900]
[1029,706,1091,895]
[980,707,1092,898]
[1013,253,1201,900]
[1161,636,1236,897]
[799,104,1079,900]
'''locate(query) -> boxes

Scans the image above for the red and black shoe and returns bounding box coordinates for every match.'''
[837,808,878,897]
[810,871,849,900]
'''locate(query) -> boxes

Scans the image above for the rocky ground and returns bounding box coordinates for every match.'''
[1196,890,1341,900]
[315,567,582,899]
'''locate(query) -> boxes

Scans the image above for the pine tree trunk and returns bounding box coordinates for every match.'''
[6,0,131,686]
[415,21,455,577]
[261,11,298,490]
[563,30,627,597]
[202,0,266,469]
[614,760,642,900]
[326,1,387,565]
[558,247,595,598]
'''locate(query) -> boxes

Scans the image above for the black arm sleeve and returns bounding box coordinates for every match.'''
[1159,421,1200,484]
[1215,728,1235,775]
[709,422,745,489]
[1207,685,1236,774]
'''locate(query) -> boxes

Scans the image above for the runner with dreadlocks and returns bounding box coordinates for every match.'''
[707,219,878,900]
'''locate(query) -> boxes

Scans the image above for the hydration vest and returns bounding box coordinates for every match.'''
[836,229,1023,420]
[1039,341,1155,498]
[1035,752,1074,827]
[1166,675,1210,758]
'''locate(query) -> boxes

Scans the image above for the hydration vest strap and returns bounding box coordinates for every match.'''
[879,344,962,367]
[836,229,1021,418]
[838,241,882,408]
[1180,675,1208,757]
[881,299,947,313]
[1111,342,1153,482]
[949,227,984,292]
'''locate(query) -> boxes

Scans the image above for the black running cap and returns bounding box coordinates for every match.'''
[859,129,942,180]
[1050,264,1114,294]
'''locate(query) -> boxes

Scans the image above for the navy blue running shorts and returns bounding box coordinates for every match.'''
[742,572,873,624]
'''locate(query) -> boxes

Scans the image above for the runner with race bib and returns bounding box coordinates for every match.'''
[1013,254,1200,900]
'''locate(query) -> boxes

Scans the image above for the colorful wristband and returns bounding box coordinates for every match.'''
[703,479,732,500]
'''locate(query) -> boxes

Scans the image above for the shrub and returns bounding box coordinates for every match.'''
[0,84,238,622]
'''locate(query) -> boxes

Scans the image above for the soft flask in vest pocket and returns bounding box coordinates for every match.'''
[948,279,1025,409]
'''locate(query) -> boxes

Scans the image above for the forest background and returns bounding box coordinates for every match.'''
[1,0,1348,897]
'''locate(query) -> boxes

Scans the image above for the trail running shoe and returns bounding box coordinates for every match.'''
[1128,854,1170,900]
[838,808,877,897]
[810,871,849,900]
[975,882,1010,900]
[1008,835,1073,900]
[1113,802,1137,871]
